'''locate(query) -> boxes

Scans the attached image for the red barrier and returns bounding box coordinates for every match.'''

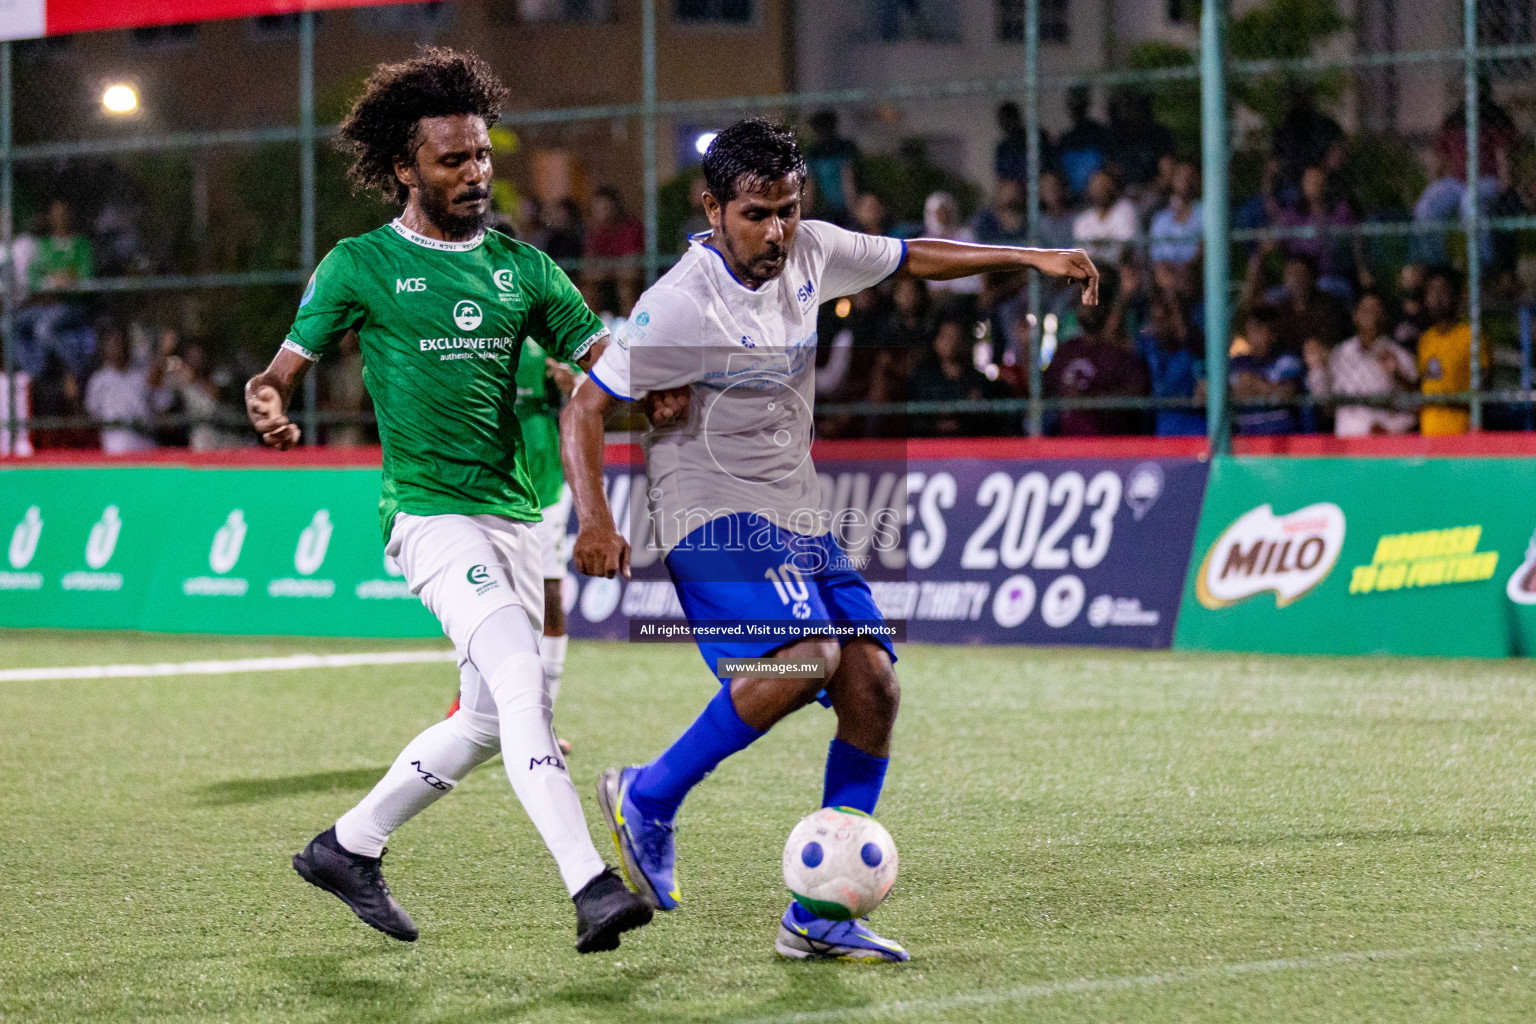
[6,432,1536,469]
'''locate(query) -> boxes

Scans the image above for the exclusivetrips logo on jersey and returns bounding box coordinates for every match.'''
[1196,502,1346,609]
[453,300,483,331]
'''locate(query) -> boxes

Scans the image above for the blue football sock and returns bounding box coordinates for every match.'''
[821,737,889,815]
[629,687,763,822]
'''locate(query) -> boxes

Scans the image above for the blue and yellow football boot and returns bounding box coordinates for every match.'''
[775,901,910,961]
[596,766,680,911]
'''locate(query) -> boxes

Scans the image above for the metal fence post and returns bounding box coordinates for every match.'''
[1201,0,1231,455]
[299,10,318,443]
[641,0,659,285]
[1025,0,1042,437]
[1,42,13,455]
[1464,0,1482,431]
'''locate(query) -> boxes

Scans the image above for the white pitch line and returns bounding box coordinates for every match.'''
[737,936,1531,1024]
[0,649,457,683]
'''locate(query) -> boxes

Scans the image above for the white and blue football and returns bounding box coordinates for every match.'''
[782,807,898,920]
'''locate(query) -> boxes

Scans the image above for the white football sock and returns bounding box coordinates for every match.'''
[483,652,606,895]
[334,707,500,858]
[469,609,605,896]
[540,633,569,706]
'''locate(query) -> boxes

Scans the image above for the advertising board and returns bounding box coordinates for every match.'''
[1175,457,1536,657]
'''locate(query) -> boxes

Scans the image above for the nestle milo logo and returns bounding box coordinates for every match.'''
[1196,502,1346,609]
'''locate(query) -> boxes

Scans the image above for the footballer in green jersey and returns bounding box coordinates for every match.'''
[245,47,651,955]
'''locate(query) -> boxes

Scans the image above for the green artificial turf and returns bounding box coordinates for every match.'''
[2,630,1534,1022]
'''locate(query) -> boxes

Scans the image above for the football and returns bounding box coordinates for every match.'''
[782,808,899,920]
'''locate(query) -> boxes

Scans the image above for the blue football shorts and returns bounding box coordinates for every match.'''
[663,512,898,686]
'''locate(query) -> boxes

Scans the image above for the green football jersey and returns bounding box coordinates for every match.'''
[514,337,567,509]
[284,219,605,539]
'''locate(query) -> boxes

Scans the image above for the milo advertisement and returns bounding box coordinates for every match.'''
[1175,456,1536,658]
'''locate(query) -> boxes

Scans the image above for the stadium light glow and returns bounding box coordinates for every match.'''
[694,131,718,156]
[102,84,138,115]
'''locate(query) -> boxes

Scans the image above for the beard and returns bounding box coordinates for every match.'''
[417,181,490,240]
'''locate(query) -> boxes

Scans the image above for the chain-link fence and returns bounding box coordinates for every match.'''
[0,0,1528,456]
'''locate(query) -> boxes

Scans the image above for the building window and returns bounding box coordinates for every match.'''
[1481,0,1535,46]
[514,0,615,21]
[248,13,324,38]
[130,23,199,47]
[354,2,456,34]
[674,0,754,23]
[995,0,1069,45]
[876,0,961,42]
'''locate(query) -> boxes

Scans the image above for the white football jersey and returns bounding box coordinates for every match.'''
[589,219,905,552]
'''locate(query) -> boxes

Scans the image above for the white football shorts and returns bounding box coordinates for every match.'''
[533,483,574,582]
[386,511,543,655]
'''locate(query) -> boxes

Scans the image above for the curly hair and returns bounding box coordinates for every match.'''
[336,47,508,205]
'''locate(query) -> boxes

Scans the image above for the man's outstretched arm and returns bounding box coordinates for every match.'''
[560,341,631,580]
[898,238,1100,305]
[244,346,314,450]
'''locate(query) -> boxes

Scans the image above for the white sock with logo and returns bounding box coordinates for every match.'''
[334,708,500,859]
[540,633,569,706]
[471,611,606,896]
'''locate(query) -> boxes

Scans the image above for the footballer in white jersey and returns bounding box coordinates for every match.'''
[562,118,1098,961]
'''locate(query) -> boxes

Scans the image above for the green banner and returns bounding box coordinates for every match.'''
[1,467,441,637]
[1174,456,1536,657]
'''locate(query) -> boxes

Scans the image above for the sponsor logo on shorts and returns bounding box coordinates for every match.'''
[467,563,499,596]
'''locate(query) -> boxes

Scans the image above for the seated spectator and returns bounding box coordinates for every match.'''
[1106,87,1174,197]
[83,324,172,454]
[923,192,981,296]
[1230,305,1303,435]
[1275,165,1356,289]
[1044,282,1149,436]
[972,179,1026,245]
[1134,294,1205,437]
[584,186,642,262]
[1056,85,1112,199]
[167,336,239,451]
[1416,265,1488,437]
[1394,263,1427,347]
[883,277,932,355]
[805,109,860,220]
[994,101,1048,187]
[1233,156,1286,255]
[15,199,96,379]
[1303,292,1417,437]
[1248,250,1350,356]
[1148,161,1202,267]
[850,192,890,237]
[541,198,584,263]
[27,350,93,450]
[30,198,93,293]
[1072,169,1137,269]
[909,312,1009,437]
[583,186,643,314]
[1036,170,1076,249]
[1271,86,1344,189]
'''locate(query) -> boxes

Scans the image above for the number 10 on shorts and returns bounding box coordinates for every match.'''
[766,565,813,620]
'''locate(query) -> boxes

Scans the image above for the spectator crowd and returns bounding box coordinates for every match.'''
[795,87,1527,440]
[3,83,1532,453]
